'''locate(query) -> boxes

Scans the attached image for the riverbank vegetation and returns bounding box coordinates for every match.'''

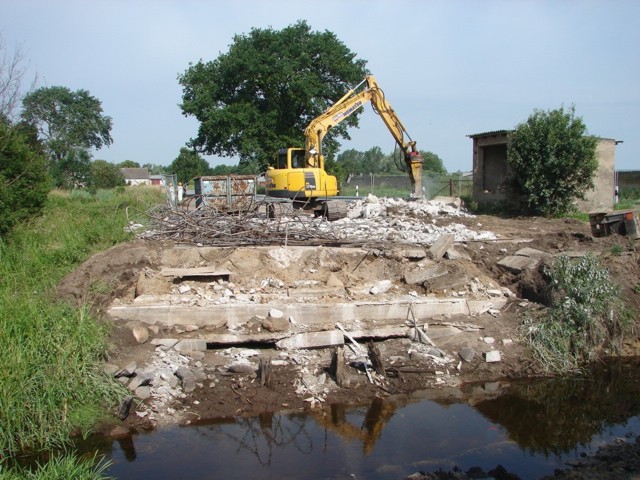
[0,186,163,476]
[521,255,632,373]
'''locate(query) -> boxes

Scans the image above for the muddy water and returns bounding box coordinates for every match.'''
[95,358,640,479]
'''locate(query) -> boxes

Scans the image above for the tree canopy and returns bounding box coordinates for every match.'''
[178,20,368,172]
[168,148,212,184]
[508,105,598,216]
[88,160,124,190]
[21,86,113,188]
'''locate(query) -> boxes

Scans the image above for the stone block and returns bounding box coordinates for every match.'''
[484,350,501,363]
[429,234,455,260]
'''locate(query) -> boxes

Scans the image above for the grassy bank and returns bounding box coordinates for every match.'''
[0,187,163,468]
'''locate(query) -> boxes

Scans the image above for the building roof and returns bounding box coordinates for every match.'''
[466,130,512,139]
[121,168,150,180]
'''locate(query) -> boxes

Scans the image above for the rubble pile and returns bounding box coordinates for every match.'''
[139,195,496,247]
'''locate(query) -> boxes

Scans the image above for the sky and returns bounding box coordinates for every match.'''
[2,0,639,173]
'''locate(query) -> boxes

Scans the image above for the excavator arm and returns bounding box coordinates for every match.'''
[304,75,424,198]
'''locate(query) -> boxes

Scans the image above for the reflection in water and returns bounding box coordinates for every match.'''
[192,411,313,467]
[81,357,640,479]
[472,358,640,455]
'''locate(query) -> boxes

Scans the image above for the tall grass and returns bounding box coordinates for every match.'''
[0,187,164,457]
[520,255,632,373]
[1,452,113,480]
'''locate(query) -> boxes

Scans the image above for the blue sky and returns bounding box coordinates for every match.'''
[2,0,638,173]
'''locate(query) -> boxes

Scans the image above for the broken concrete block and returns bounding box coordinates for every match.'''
[497,255,539,274]
[445,246,471,261]
[431,196,462,209]
[403,263,448,285]
[369,280,392,295]
[459,347,476,362]
[268,308,284,319]
[429,234,455,260]
[484,350,501,363]
[276,330,344,350]
[174,339,207,352]
[263,316,290,332]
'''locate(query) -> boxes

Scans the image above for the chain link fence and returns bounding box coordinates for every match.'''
[342,172,473,199]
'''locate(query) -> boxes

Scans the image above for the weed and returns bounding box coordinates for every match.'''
[1,452,113,480]
[610,244,624,256]
[520,255,632,373]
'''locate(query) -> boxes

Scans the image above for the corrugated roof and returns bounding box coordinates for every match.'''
[466,130,512,138]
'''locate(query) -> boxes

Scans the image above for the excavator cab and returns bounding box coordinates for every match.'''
[266,148,339,201]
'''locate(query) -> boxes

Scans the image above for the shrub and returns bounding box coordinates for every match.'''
[521,255,632,373]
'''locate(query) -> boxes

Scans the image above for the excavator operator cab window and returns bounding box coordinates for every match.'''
[276,149,288,169]
[291,150,306,169]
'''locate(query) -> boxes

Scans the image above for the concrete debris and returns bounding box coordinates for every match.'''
[484,350,501,363]
[458,347,476,362]
[429,234,455,260]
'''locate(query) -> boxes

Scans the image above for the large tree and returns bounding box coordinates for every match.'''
[508,105,598,216]
[178,20,368,171]
[21,86,113,188]
[168,148,212,184]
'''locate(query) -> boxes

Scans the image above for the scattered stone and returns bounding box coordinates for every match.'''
[178,284,191,294]
[227,362,256,374]
[116,361,137,378]
[268,308,284,319]
[135,386,152,400]
[263,316,290,332]
[459,347,476,362]
[502,338,513,345]
[117,396,133,420]
[185,324,200,332]
[484,350,501,363]
[174,339,207,352]
[429,234,455,260]
[483,337,495,344]
[132,324,149,344]
[445,246,471,261]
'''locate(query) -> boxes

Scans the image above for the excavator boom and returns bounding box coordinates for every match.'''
[266,75,424,201]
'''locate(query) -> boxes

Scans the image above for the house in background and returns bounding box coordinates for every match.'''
[150,175,165,187]
[467,130,618,212]
[121,168,150,186]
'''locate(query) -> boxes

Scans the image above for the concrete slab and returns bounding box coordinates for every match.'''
[496,255,539,274]
[276,330,344,350]
[109,297,471,328]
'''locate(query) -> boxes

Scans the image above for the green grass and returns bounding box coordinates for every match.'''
[0,186,164,459]
[520,255,632,373]
[0,452,113,480]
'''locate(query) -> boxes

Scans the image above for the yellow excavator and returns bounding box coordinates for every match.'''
[265,75,424,203]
